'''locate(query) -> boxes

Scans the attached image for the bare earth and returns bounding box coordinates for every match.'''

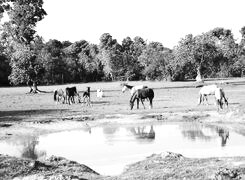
[1,78,245,180]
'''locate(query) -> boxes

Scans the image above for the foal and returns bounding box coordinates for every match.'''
[130,88,154,110]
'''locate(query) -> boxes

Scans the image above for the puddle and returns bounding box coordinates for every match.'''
[0,122,245,176]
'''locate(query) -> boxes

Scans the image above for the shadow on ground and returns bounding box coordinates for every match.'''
[0,109,69,122]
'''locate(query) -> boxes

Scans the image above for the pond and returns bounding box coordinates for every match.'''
[1,122,245,176]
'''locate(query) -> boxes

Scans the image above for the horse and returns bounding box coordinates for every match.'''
[198,84,218,105]
[82,91,91,106]
[65,86,80,105]
[97,89,104,98]
[214,87,228,110]
[130,88,154,110]
[53,89,66,104]
[121,83,148,96]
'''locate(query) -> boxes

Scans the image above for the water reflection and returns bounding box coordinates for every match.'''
[181,123,213,141]
[21,136,46,159]
[0,122,243,176]
[180,123,230,147]
[1,135,46,160]
[217,127,229,147]
[129,125,155,140]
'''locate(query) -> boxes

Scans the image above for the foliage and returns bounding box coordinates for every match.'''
[0,0,47,86]
[0,1,245,85]
[139,42,170,80]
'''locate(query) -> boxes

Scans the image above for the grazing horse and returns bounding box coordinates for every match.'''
[198,84,218,105]
[121,83,148,96]
[65,86,80,105]
[214,87,228,110]
[130,88,154,110]
[53,89,66,104]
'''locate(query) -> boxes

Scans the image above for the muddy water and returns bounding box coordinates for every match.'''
[1,122,245,175]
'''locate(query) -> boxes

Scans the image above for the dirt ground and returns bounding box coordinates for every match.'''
[1,78,245,179]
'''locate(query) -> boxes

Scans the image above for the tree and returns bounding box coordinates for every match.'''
[208,28,237,77]
[139,41,171,80]
[172,33,218,81]
[0,0,47,92]
[63,40,91,82]
[78,44,103,82]
[98,33,124,80]
[39,39,67,84]
[0,39,10,85]
[121,36,146,80]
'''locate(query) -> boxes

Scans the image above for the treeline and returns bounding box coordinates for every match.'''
[0,1,245,86]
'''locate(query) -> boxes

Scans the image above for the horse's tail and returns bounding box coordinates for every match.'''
[198,92,202,105]
[150,88,154,99]
[54,90,58,101]
[149,89,154,109]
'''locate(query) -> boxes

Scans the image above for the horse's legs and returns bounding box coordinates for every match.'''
[68,96,71,105]
[216,99,223,111]
[137,99,139,109]
[140,98,145,109]
[149,99,153,109]
[204,95,209,105]
[62,95,65,104]
[222,92,228,107]
[71,96,75,104]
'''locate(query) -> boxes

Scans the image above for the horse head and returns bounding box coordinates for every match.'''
[122,85,127,93]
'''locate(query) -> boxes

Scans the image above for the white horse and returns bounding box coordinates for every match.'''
[198,84,218,105]
[97,89,104,98]
[121,83,148,96]
[214,87,228,110]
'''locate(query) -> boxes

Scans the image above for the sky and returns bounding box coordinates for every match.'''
[36,0,245,48]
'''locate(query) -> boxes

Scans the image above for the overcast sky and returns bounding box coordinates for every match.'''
[36,0,245,48]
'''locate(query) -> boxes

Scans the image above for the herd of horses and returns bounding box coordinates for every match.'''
[54,86,91,106]
[53,82,229,111]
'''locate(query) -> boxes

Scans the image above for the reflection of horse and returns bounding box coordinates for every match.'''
[215,87,228,110]
[130,125,155,139]
[130,88,154,110]
[198,84,218,105]
[65,86,80,105]
[54,89,66,104]
[217,128,229,147]
[121,83,148,95]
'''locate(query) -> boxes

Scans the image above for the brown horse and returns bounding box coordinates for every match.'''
[65,86,80,105]
[130,88,154,110]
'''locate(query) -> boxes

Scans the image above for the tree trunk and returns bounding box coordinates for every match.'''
[195,66,204,82]
[29,81,38,93]
[28,81,47,93]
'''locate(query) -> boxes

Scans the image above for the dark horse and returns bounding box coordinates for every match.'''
[65,86,80,105]
[130,88,154,110]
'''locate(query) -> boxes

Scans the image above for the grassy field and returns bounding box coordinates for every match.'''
[1,78,245,122]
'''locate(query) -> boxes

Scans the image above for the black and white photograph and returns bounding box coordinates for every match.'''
[1,0,245,179]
